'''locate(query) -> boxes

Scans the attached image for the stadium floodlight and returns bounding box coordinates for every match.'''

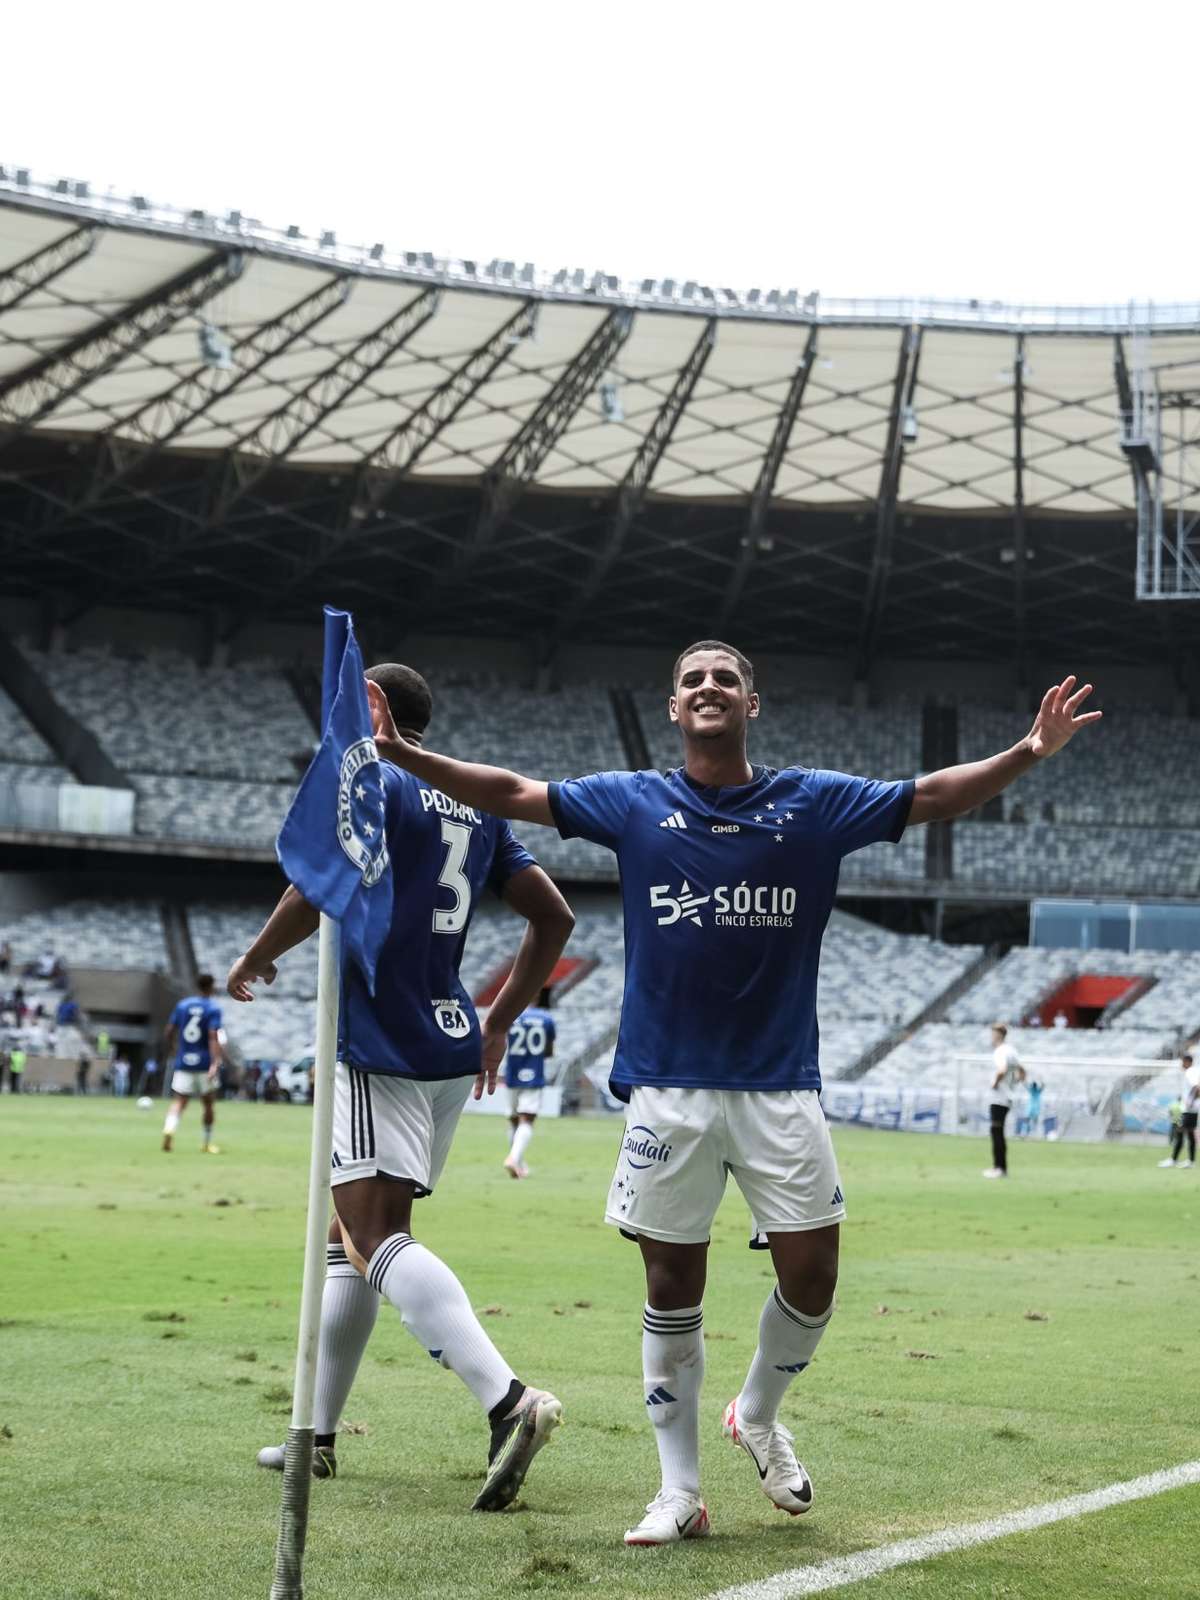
[599,375,624,423]
[198,321,234,372]
[520,263,535,284]
[226,209,243,229]
[901,405,919,444]
[132,194,149,211]
[319,230,336,249]
[54,178,69,194]
[641,278,656,295]
[369,242,384,261]
[286,224,302,239]
[75,181,89,199]
[15,168,30,185]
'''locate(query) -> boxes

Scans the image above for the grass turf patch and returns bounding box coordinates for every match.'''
[0,1098,1196,1599]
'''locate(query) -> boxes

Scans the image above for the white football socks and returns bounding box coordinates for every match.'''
[313,1242,380,1438]
[737,1288,833,1426]
[366,1233,516,1414]
[642,1303,704,1496]
[508,1121,534,1167]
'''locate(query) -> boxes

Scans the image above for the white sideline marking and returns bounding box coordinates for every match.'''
[706,1460,1200,1600]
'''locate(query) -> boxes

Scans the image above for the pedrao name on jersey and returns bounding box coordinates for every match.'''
[420,787,482,825]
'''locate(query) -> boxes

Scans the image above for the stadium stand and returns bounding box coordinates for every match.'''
[960,703,1200,827]
[0,899,168,973]
[860,1022,1175,1095]
[0,685,75,788]
[953,821,1200,896]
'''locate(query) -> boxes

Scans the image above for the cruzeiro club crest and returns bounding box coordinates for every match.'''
[337,738,389,887]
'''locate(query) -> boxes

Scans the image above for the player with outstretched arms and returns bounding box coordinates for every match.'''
[372,642,1101,1545]
[503,989,556,1178]
[161,974,224,1153]
[228,662,575,1510]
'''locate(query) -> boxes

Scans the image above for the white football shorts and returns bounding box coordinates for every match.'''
[507,1086,543,1116]
[330,1063,471,1195]
[171,1069,216,1098]
[605,1085,845,1245]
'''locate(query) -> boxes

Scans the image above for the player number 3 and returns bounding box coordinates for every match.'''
[433,818,473,935]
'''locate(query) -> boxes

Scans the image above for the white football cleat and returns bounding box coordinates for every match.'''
[981,1168,1007,1179]
[503,1155,523,1180]
[723,1398,813,1515]
[1157,1158,1179,1168]
[623,1488,710,1545]
[472,1387,561,1510]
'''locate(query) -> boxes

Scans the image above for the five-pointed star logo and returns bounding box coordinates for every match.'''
[364,821,376,838]
[766,801,776,810]
[785,811,794,821]
[774,833,784,843]
[354,783,367,801]
[753,813,763,823]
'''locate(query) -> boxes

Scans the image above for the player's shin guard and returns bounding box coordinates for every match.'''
[313,1243,380,1441]
[366,1233,517,1414]
[737,1289,833,1426]
[642,1303,704,1496]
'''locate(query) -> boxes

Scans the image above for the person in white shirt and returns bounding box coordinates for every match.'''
[984,1024,1025,1178]
[1158,1053,1198,1169]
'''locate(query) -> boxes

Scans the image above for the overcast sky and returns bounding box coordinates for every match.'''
[5,1,1196,305]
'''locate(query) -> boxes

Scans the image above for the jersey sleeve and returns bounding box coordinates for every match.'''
[812,770,915,856]
[547,770,642,850]
[488,820,537,894]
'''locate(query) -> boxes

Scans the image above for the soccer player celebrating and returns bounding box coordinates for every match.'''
[372,643,1101,1544]
[228,663,574,1510]
[162,974,224,1153]
[503,989,556,1179]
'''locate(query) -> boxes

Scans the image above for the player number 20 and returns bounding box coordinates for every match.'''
[509,1019,546,1057]
[433,819,472,935]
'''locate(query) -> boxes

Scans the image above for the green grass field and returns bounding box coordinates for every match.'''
[1,1098,1196,1600]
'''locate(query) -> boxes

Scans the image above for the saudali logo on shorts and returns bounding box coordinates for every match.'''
[432,998,471,1039]
[337,738,389,887]
[624,1123,673,1168]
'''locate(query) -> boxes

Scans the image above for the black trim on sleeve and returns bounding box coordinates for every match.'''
[890,777,917,841]
[546,781,575,840]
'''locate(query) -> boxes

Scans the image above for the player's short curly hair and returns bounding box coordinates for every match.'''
[365,662,433,735]
[672,639,755,691]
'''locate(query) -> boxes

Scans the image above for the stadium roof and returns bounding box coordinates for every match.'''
[2,169,1199,668]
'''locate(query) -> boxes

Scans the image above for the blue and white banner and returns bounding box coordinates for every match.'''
[277,607,393,991]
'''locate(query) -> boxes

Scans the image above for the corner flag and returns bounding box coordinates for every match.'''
[276,606,393,992]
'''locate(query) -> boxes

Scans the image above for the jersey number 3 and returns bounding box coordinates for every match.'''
[433,819,472,935]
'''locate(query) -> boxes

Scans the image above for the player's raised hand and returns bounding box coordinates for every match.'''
[1026,676,1103,758]
[475,1022,507,1100]
[227,953,276,1003]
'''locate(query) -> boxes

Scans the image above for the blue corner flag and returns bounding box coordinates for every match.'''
[277,607,393,992]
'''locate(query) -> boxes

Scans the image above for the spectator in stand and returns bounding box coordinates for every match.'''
[1052,1010,1069,1030]
[0,939,11,974]
[8,1045,26,1093]
[76,1048,91,1096]
[34,946,60,981]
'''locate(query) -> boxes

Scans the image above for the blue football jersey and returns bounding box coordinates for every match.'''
[340,764,536,1078]
[504,1006,556,1089]
[548,765,914,1096]
[171,995,223,1071]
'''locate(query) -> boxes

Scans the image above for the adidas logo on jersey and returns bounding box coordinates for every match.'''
[659,811,687,829]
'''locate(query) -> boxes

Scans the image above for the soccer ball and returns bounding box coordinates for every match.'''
[137,1096,153,1110]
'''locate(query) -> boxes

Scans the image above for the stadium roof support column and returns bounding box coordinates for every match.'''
[0,250,244,449]
[557,317,717,635]
[465,306,635,565]
[1013,334,1028,692]
[0,224,98,317]
[205,285,443,526]
[719,324,818,630]
[854,324,922,681]
[56,274,353,525]
[344,300,541,529]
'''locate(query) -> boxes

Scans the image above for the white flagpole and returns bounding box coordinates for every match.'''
[270,911,340,1600]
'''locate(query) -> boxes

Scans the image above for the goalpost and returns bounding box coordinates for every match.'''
[950,1054,1176,1142]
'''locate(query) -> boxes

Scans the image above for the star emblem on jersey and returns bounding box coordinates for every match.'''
[336,737,389,887]
[753,813,763,823]
[649,880,710,927]
[774,833,784,843]
[766,802,775,810]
